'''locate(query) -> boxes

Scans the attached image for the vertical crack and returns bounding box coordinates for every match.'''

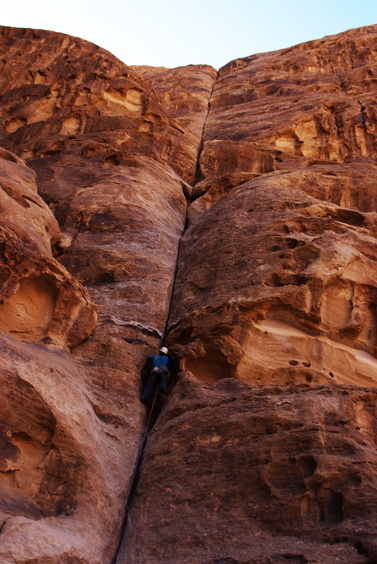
[194,70,219,186]
[111,387,160,564]
[163,70,219,340]
[162,196,189,343]
[111,68,219,564]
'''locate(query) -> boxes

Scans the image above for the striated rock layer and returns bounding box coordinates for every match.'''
[0,22,377,564]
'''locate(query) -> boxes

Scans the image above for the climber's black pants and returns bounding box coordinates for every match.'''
[142,371,168,400]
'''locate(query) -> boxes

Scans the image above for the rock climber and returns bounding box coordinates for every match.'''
[141,346,170,403]
[358,105,367,128]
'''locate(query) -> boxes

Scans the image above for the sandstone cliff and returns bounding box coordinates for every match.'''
[0,24,376,564]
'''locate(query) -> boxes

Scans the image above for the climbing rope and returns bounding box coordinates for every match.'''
[111,384,160,564]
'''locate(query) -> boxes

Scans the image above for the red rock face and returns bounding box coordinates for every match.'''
[120,378,377,563]
[0,27,215,336]
[195,24,377,202]
[0,22,377,564]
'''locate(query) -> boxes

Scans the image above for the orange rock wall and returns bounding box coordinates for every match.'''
[0,23,377,564]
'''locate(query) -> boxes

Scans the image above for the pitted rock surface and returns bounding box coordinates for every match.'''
[0,332,145,563]
[0,26,216,337]
[119,376,377,564]
[167,25,377,400]
[169,180,377,388]
[192,25,377,212]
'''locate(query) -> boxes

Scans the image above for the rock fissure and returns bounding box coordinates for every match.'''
[113,73,220,560]
[111,386,161,564]
[193,70,220,187]
[163,70,220,341]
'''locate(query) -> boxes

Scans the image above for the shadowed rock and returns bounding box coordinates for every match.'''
[119,377,377,563]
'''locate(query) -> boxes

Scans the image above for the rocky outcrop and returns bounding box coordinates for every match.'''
[0,27,216,336]
[169,179,377,388]
[0,141,142,562]
[0,331,145,563]
[143,25,377,564]
[0,22,377,564]
[191,24,377,213]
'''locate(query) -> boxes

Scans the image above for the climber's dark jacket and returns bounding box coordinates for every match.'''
[141,354,170,401]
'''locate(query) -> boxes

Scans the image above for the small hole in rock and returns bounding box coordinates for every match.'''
[353,540,368,555]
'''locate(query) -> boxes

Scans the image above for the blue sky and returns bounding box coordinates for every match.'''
[2,0,377,69]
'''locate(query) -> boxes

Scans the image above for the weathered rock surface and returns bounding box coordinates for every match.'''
[0,331,144,563]
[0,21,377,564]
[192,25,377,213]
[0,146,97,347]
[168,26,377,396]
[132,64,218,140]
[0,27,216,336]
[169,179,377,388]
[153,25,377,564]
[120,376,377,564]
